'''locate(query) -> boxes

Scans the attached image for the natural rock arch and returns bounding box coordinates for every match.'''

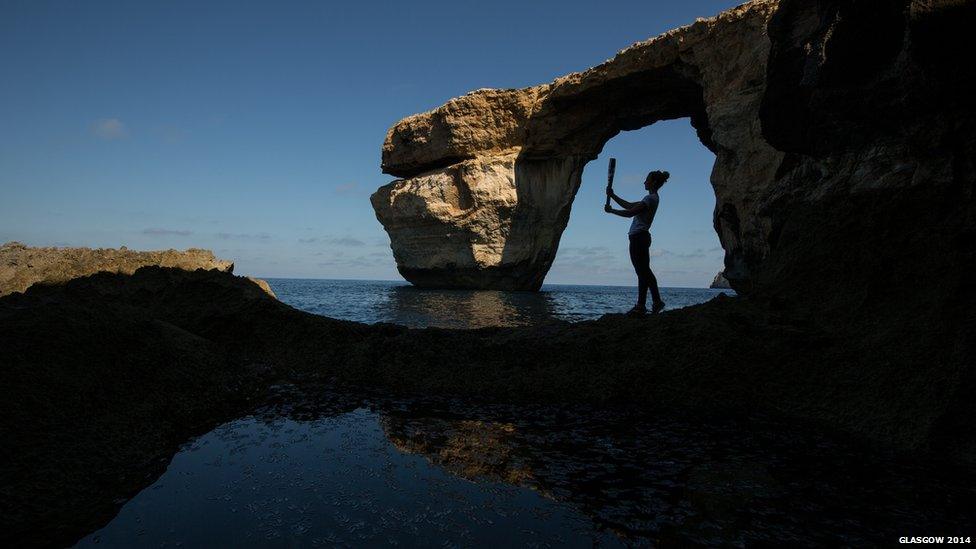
[371,0,975,307]
[371,2,780,291]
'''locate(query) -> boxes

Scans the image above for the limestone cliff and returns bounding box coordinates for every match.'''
[371,0,976,454]
[0,242,274,298]
[372,1,781,290]
[372,0,976,306]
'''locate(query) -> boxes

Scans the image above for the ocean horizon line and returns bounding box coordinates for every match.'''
[258,276,724,291]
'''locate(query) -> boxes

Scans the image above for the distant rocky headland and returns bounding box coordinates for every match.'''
[2,0,975,545]
[709,272,732,289]
[0,241,274,298]
[0,241,231,296]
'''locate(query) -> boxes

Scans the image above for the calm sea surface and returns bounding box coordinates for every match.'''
[266,278,731,328]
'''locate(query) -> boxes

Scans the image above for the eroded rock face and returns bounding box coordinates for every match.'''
[0,242,278,297]
[372,0,975,305]
[709,272,732,289]
[372,1,782,290]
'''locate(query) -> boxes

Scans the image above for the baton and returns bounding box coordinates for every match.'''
[605,158,616,209]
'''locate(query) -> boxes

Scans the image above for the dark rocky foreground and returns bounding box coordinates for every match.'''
[2,0,976,544]
[1,266,973,545]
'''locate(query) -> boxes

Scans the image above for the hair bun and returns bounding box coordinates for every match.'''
[647,170,670,185]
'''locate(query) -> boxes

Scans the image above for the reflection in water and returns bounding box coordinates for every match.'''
[268,278,732,328]
[384,287,557,328]
[76,402,622,547]
[74,391,975,547]
[377,408,975,546]
[381,416,533,485]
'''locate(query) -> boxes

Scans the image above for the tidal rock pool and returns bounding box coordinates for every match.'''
[75,391,974,547]
[76,409,617,547]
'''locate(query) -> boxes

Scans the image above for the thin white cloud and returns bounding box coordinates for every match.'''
[331,236,365,246]
[143,227,192,236]
[334,182,358,195]
[217,232,272,241]
[298,235,366,247]
[91,118,128,140]
[316,253,387,269]
[158,125,187,143]
[657,248,706,259]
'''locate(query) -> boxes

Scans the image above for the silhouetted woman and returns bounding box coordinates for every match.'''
[605,170,668,314]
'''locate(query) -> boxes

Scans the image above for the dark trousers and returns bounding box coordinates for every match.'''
[628,231,661,307]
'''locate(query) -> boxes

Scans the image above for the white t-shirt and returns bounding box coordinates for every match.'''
[628,192,659,235]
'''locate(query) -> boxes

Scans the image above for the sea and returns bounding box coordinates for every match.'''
[265,278,731,328]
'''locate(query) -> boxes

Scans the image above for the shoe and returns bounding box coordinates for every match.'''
[626,305,647,316]
[651,301,666,314]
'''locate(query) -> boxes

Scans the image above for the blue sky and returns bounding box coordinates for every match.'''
[0,0,742,287]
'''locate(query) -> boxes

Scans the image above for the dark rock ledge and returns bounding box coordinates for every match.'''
[1,263,972,545]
